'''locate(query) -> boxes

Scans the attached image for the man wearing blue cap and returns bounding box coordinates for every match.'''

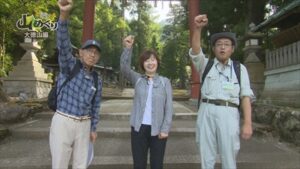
[49,0,102,169]
[189,14,255,169]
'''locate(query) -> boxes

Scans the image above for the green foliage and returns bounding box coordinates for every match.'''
[68,0,85,48]
[160,4,189,88]
[94,2,128,69]
[0,0,58,77]
[200,0,246,33]
[127,1,163,71]
[1,0,290,86]
[0,0,130,72]
[0,53,13,77]
[198,0,293,62]
[199,0,247,59]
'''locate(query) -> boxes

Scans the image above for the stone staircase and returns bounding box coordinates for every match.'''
[0,99,299,169]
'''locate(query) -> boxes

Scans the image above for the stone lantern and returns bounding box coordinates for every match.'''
[2,41,52,99]
[243,31,265,98]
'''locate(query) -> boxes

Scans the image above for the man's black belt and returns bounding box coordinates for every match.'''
[202,99,239,108]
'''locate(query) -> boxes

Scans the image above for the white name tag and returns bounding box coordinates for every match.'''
[222,81,234,90]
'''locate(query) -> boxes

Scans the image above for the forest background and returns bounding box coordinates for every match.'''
[0,0,293,88]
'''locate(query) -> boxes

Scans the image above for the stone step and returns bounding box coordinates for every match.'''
[35,100,197,120]
[34,111,197,120]
[9,119,196,139]
[2,155,298,169]
[9,115,275,140]
[2,98,299,169]
[0,136,299,169]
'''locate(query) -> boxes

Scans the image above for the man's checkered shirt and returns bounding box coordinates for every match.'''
[56,20,102,132]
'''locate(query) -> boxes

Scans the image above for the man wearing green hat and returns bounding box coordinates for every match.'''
[189,14,255,169]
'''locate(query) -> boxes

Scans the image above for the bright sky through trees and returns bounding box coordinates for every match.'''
[149,1,180,23]
[124,1,180,23]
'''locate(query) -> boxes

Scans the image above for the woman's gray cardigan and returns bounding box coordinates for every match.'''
[120,48,173,136]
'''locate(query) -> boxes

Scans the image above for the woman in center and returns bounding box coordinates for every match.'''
[120,35,173,169]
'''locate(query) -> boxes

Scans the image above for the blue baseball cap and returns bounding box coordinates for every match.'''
[82,39,101,52]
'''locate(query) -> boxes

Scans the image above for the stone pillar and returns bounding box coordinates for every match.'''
[188,0,200,101]
[2,42,52,99]
[243,35,265,99]
[82,0,96,43]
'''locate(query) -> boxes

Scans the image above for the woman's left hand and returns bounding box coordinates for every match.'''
[158,132,168,139]
[123,35,134,49]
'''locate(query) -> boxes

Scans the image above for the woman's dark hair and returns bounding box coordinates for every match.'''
[139,49,160,72]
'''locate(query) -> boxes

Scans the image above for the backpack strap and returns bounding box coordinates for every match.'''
[201,59,240,85]
[91,71,99,105]
[57,59,82,96]
[201,59,214,85]
[68,59,82,80]
[233,60,241,85]
[233,60,241,109]
[198,59,214,108]
[197,59,241,109]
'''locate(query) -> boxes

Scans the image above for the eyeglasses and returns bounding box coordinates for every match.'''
[215,43,232,48]
[85,48,100,56]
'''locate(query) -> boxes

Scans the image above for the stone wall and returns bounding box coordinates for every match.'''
[3,79,52,98]
[252,103,300,146]
[261,41,300,108]
[261,65,300,107]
